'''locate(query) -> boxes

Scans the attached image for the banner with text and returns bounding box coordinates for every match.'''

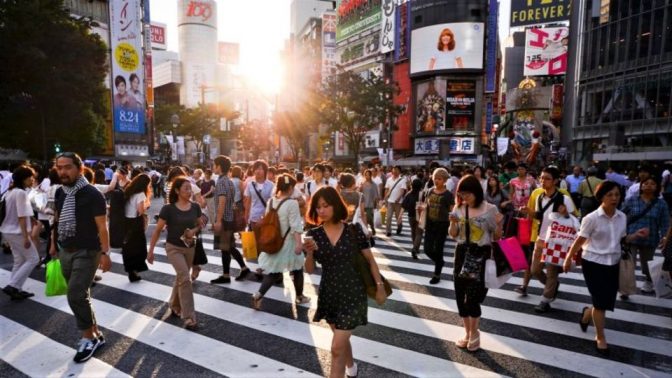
[510,0,570,27]
[336,0,382,42]
[524,27,569,76]
[110,0,146,134]
[379,0,395,54]
[446,81,476,131]
[322,11,337,81]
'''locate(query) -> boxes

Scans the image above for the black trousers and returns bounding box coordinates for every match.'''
[424,220,449,276]
[454,244,489,318]
[258,269,304,297]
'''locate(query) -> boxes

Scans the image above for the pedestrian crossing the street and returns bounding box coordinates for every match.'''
[1,217,671,377]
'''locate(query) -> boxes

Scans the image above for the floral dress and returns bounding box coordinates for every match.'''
[308,223,370,330]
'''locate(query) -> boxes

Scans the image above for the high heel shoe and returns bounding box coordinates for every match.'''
[467,331,480,352]
[579,306,590,332]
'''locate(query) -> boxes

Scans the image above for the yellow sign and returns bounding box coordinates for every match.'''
[114,43,139,72]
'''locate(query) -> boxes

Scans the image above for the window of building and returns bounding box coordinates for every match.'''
[651,9,664,56]
[619,0,630,18]
[618,19,627,63]
[639,12,652,59]
[608,22,617,65]
[666,6,672,53]
[628,16,639,61]
[658,73,672,118]
[599,26,608,67]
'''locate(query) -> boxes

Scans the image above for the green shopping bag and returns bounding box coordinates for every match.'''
[45,259,68,296]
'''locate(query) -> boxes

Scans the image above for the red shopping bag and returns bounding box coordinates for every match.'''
[516,217,531,246]
[497,237,529,272]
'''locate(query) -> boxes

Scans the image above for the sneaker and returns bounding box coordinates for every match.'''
[619,294,630,300]
[514,286,528,297]
[295,295,311,305]
[93,275,102,282]
[97,333,106,347]
[210,276,231,284]
[534,301,551,313]
[345,362,358,378]
[128,272,142,282]
[73,337,101,363]
[429,276,441,285]
[396,224,402,235]
[18,290,35,299]
[2,285,25,300]
[641,281,655,294]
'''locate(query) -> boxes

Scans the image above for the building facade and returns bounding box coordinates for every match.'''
[573,0,672,165]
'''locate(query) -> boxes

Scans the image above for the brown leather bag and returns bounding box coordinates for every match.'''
[253,198,292,254]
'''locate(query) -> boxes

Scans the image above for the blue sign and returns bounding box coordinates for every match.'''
[485,101,493,134]
[114,108,146,134]
[485,0,498,93]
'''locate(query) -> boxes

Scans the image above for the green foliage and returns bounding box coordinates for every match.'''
[0,0,109,160]
[238,119,274,161]
[318,70,404,165]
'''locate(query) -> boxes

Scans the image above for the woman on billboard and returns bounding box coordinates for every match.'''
[428,28,464,70]
[129,73,144,110]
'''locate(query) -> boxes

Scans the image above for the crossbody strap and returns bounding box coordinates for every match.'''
[586,178,595,197]
[627,199,657,225]
[252,182,267,207]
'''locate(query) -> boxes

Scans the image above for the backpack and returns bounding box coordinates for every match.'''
[253,198,292,254]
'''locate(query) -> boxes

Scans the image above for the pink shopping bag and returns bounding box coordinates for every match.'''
[516,217,531,246]
[497,237,529,272]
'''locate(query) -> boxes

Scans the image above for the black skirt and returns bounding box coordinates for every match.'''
[581,258,619,311]
[121,216,148,273]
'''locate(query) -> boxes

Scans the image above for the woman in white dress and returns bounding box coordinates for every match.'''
[428,28,464,70]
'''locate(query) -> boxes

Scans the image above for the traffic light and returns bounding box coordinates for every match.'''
[54,143,61,153]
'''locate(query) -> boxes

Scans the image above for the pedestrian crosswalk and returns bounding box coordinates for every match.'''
[1,220,671,377]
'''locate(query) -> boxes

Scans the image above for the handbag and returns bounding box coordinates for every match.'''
[348,224,392,304]
[45,259,68,296]
[352,194,371,237]
[497,236,529,272]
[457,207,486,282]
[193,236,208,265]
[373,209,382,228]
[619,250,637,296]
[516,217,531,246]
[485,253,513,289]
[233,200,246,232]
[416,190,428,230]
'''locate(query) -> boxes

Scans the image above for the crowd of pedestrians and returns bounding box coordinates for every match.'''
[1,154,671,373]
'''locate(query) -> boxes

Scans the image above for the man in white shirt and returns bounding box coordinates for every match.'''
[383,166,407,236]
[625,165,652,201]
[324,164,338,189]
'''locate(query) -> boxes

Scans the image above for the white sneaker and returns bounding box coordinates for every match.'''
[641,281,655,294]
[295,295,311,305]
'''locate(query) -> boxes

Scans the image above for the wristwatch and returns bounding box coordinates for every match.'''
[100,251,109,256]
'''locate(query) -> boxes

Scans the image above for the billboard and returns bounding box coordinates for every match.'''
[109,0,145,134]
[218,42,240,65]
[415,78,446,134]
[524,27,569,76]
[410,23,484,75]
[380,0,395,54]
[336,0,382,42]
[446,81,476,131]
[510,0,570,27]
[322,11,337,81]
[394,1,410,62]
[150,22,167,50]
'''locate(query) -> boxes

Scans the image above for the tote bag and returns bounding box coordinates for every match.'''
[516,217,531,246]
[241,230,258,260]
[497,237,529,272]
[619,251,637,296]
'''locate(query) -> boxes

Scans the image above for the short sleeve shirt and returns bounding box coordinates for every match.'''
[159,202,202,246]
[55,185,107,250]
[244,180,274,223]
[385,176,406,203]
[214,175,235,222]
[124,192,146,218]
[0,189,34,234]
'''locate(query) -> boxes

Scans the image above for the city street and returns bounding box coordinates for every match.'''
[1,198,671,377]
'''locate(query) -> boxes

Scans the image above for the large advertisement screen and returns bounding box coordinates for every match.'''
[410,23,484,75]
[523,27,569,76]
[110,0,145,134]
[415,78,446,134]
[336,0,382,43]
[445,81,476,131]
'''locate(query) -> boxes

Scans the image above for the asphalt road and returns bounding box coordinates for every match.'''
[1,196,671,377]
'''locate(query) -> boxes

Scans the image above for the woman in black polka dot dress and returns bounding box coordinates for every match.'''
[303,186,386,378]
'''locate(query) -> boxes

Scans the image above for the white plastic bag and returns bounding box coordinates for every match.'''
[648,259,672,298]
[373,209,382,229]
[484,259,512,289]
[353,207,371,237]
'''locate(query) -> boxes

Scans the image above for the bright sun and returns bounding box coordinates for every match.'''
[238,49,285,96]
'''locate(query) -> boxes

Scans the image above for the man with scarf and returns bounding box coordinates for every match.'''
[50,152,110,363]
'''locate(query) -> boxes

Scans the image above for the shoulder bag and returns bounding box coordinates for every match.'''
[348,224,392,304]
[457,206,486,282]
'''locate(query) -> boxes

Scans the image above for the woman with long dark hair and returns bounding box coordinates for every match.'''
[148,176,203,330]
[122,173,152,282]
[448,174,502,352]
[302,186,385,378]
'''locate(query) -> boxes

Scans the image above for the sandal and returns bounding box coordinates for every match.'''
[183,319,198,331]
[252,294,262,310]
[169,308,181,318]
[455,336,469,349]
[191,266,201,281]
[467,331,480,352]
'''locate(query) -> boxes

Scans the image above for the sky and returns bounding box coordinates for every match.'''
[150,0,292,94]
[150,0,513,93]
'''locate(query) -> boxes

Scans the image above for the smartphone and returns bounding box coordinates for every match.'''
[303,235,314,243]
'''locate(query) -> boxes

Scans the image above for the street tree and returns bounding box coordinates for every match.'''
[318,69,404,167]
[0,0,109,160]
[238,119,274,161]
[273,107,318,161]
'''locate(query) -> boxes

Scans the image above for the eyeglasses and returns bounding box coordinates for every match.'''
[540,176,553,181]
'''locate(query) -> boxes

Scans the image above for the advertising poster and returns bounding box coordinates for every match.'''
[380,0,395,54]
[322,11,337,81]
[446,81,476,131]
[336,0,382,42]
[524,27,569,76]
[150,22,167,50]
[110,0,145,134]
[410,23,484,75]
[485,0,498,93]
[510,0,570,27]
[394,1,410,62]
[415,78,446,134]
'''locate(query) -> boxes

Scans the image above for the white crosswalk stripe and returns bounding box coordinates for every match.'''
[1,216,671,377]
